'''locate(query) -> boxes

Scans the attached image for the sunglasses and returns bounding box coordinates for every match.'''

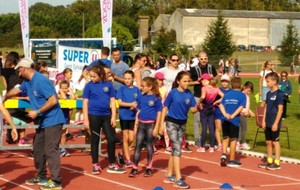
[281,75,287,77]
[200,57,208,60]
[171,59,179,62]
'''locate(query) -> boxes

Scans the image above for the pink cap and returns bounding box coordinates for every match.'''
[154,72,165,80]
[200,73,211,80]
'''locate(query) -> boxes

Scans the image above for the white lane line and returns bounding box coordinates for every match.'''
[60,166,144,190]
[0,177,34,190]
[173,151,300,182]
[138,163,246,190]
[260,182,300,187]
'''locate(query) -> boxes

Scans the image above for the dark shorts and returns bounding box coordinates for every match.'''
[222,120,239,139]
[265,127,280,141]
[120,120,135,131]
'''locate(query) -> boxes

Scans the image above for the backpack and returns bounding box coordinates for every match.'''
[194,64,212,78]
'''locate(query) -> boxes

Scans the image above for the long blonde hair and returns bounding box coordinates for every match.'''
[142,77,161,98]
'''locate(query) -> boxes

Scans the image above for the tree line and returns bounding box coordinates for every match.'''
[0,0,299,63]
[1,0,300,46]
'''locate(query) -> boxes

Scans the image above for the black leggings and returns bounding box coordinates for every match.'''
[89,114,116,164]
[133,122,155,169]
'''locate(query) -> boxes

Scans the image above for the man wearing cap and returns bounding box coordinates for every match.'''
[189,52,217,147]
[4,58,65,190]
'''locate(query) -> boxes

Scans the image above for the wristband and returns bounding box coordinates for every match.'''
[37,109,41,114]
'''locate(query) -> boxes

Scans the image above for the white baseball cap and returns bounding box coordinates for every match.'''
[15,58,34,69]
[220,74,230,82]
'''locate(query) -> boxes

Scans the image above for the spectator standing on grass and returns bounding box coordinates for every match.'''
[153,53,183,92]
[82,65,126,175]
[111,48,130,91]
[130,53,147,88]
[4,58,65,189]
[156,53,166,69]
[258,72,283,170]
[87,46,112,68]
[189,51,217,147]
[259,61,274,107]
[160,71,198,189]
[219,77,246,168]
[278,71,292,120]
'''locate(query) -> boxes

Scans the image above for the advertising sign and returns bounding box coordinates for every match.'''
[19,0,29,57]
[57,45,101,82]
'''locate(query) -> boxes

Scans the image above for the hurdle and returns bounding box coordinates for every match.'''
[0,99,107,157]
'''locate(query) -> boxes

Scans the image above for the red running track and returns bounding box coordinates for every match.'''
[1,141,300,190]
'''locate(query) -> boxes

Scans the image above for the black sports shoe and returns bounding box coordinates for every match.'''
[220,154,227,167]
[144,169,153,177]
[267,163,281,170]
[129,169,138,178]
[117,152,125,165]
[258,162,272,169]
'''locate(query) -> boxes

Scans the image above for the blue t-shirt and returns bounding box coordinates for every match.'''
[116,85,141,120]
[137,94,162,121]
[164,88,196,120]
[19,72,65,128]
[215,88,231,116]
[111,61,129,91]
[87,58,112,70]
[82,81,115,116]
[221,89,246,126]
[265,89,284,128]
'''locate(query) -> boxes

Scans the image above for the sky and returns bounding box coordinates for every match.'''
[0,0,78,14]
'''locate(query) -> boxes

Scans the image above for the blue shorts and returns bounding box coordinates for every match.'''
[214,108,223,120]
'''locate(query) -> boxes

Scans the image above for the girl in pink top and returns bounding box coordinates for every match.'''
[197,73,223,152]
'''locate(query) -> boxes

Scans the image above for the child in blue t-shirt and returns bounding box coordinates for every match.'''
[219,77,246,168]
[160,71,198,189]
[129,77,162,178]
[57,79,75,157]
[82,65,126,175]
[259,72,283,170]
[214,74,231,151]
[116,70,141,167]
